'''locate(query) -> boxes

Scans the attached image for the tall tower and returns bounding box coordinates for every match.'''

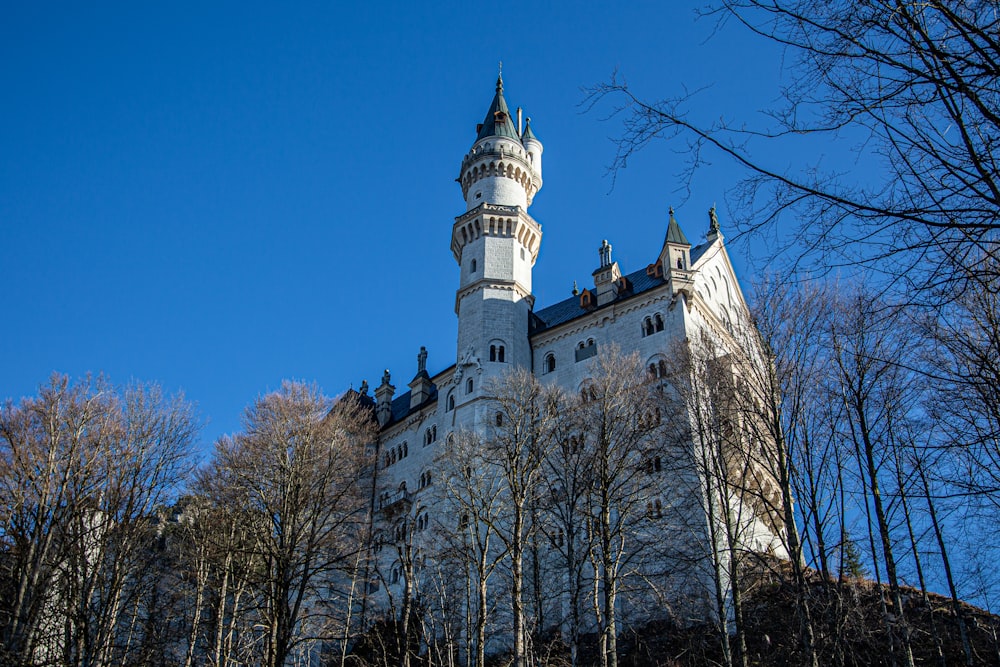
[450,72,543,401]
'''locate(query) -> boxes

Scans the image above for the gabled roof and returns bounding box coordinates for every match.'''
[530,242,710,336]
[476,74,521,143]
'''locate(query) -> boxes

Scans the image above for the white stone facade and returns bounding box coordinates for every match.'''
[354,75,787,636]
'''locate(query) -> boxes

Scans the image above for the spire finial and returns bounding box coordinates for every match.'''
[599,239,613,268]
[669,206,675,220]
[572,280,579,296]
[496,61,504,93]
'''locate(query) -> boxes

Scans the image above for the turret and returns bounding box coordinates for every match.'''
[451,71,544,387]
[457,73,543,212]
[657,208,694,298]
[521,116,543,189]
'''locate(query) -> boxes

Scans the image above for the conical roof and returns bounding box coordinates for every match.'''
[521,116,538,143]
[476,74,521,142]
[664,207,690,246]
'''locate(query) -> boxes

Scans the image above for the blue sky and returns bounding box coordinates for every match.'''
[1,2,788,453]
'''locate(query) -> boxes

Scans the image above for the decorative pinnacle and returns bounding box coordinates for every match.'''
[572,280,579,296]
[496,60,504,93]
[669,206,675,220]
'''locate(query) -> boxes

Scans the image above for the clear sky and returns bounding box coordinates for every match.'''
[2,2,788,455]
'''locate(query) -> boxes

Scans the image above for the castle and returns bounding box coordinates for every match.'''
[351,73,786,640]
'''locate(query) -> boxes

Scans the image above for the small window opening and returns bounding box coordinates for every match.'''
[544,354,556,374]
[471,259,477,273]
[447,394,455,411]
[496,412,503,427]
[466,378,474,394]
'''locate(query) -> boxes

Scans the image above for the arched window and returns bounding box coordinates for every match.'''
[470,258,477,273]
[447,393,455,411]
[654,313,664,332]
[642,317,654,337]
[390,450,397,465]
[489,341,506,363]
[575,339,597,362]
[544,353,556,374]
[498,345,505,362]
[495,412,503,427]
[424,426,437,446]
[466,378,474,394]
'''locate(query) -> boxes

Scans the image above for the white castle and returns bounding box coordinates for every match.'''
[348,73,787,645]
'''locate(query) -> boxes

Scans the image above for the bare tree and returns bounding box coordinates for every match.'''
[539,390,592,667]
[0,374,197,667]
[828,289,918,667]
[589,1,999,297]
[205,381,374,667]
[574,347,665,667]
[437,430,508,667]
[482,368,560,667]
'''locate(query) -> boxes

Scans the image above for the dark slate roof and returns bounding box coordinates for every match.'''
[530,242,710,336]
[691,240,709,264]
[386,385,438,427]
[476,75,522,143]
